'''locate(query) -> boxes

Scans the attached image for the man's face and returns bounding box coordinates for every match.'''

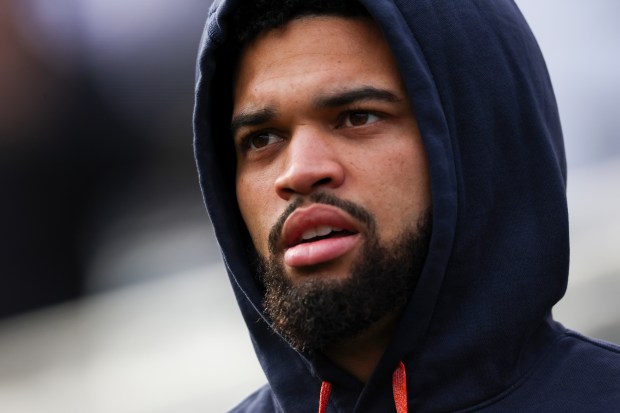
[232,16,432,350]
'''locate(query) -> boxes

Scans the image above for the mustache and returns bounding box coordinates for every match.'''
[267,192,375,255]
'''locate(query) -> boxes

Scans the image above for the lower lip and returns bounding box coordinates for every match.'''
[283,234,361,268]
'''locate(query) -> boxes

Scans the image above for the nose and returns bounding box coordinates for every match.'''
[274,128,345,200]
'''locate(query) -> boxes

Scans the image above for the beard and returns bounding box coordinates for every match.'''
[257,193,432,353]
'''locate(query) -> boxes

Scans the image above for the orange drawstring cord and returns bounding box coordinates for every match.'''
[318,362,408,413]
[392,361,408,413]
[318,381,332,413]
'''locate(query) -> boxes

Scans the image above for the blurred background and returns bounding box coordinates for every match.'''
[0,0,618,411]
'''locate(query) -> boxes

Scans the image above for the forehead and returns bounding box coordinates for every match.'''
[233,16,404,109]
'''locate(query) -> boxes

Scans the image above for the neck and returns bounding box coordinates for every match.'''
[324,312,399,382]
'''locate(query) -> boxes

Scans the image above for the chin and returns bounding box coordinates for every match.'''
[285,262,355,285]
[286,257,355,285]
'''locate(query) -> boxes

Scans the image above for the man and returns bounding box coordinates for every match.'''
[194,0,620,411]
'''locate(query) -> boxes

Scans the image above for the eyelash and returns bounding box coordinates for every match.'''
[336,109,383,128]
[238,130,283,152]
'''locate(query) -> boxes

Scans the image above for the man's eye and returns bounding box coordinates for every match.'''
[246,132,283,150]
[343,111,380,127]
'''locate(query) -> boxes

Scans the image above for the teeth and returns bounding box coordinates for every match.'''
[301,228,317,240]
[300,226,344,241]
[316,225,332,237]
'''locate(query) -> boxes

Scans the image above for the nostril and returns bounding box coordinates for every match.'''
[314,177,332,187]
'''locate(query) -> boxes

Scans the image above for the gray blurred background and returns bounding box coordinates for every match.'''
[0,0,618,411]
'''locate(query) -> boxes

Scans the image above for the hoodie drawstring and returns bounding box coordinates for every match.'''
[318,361,408,413]
[392,361,408,413]
[318,381,332,413]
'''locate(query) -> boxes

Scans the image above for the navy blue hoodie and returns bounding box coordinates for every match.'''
[194,1,620,411]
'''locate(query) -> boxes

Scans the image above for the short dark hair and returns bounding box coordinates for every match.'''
[230,0,370,49]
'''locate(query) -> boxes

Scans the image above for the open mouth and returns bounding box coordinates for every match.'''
[281,205,363,268]
[296,226,357,245]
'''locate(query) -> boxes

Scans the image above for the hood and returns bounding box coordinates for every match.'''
[193,0,569,411]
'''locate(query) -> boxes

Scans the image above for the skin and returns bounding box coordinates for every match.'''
[232,16,431,381]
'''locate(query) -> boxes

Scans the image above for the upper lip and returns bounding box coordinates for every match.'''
[281,204,360,249]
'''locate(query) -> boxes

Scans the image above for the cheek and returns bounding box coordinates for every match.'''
[395,133,431,201]
[395,149,431,207]
[357,142,431,238]
[236,171,276,256]
[363,141,428,195]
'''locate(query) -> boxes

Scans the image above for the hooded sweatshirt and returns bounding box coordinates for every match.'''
[193,1,620,411]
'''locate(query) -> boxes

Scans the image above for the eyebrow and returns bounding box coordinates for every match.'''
[230,87,402,138]
[312,86,402,108]
[230,107,277,139]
